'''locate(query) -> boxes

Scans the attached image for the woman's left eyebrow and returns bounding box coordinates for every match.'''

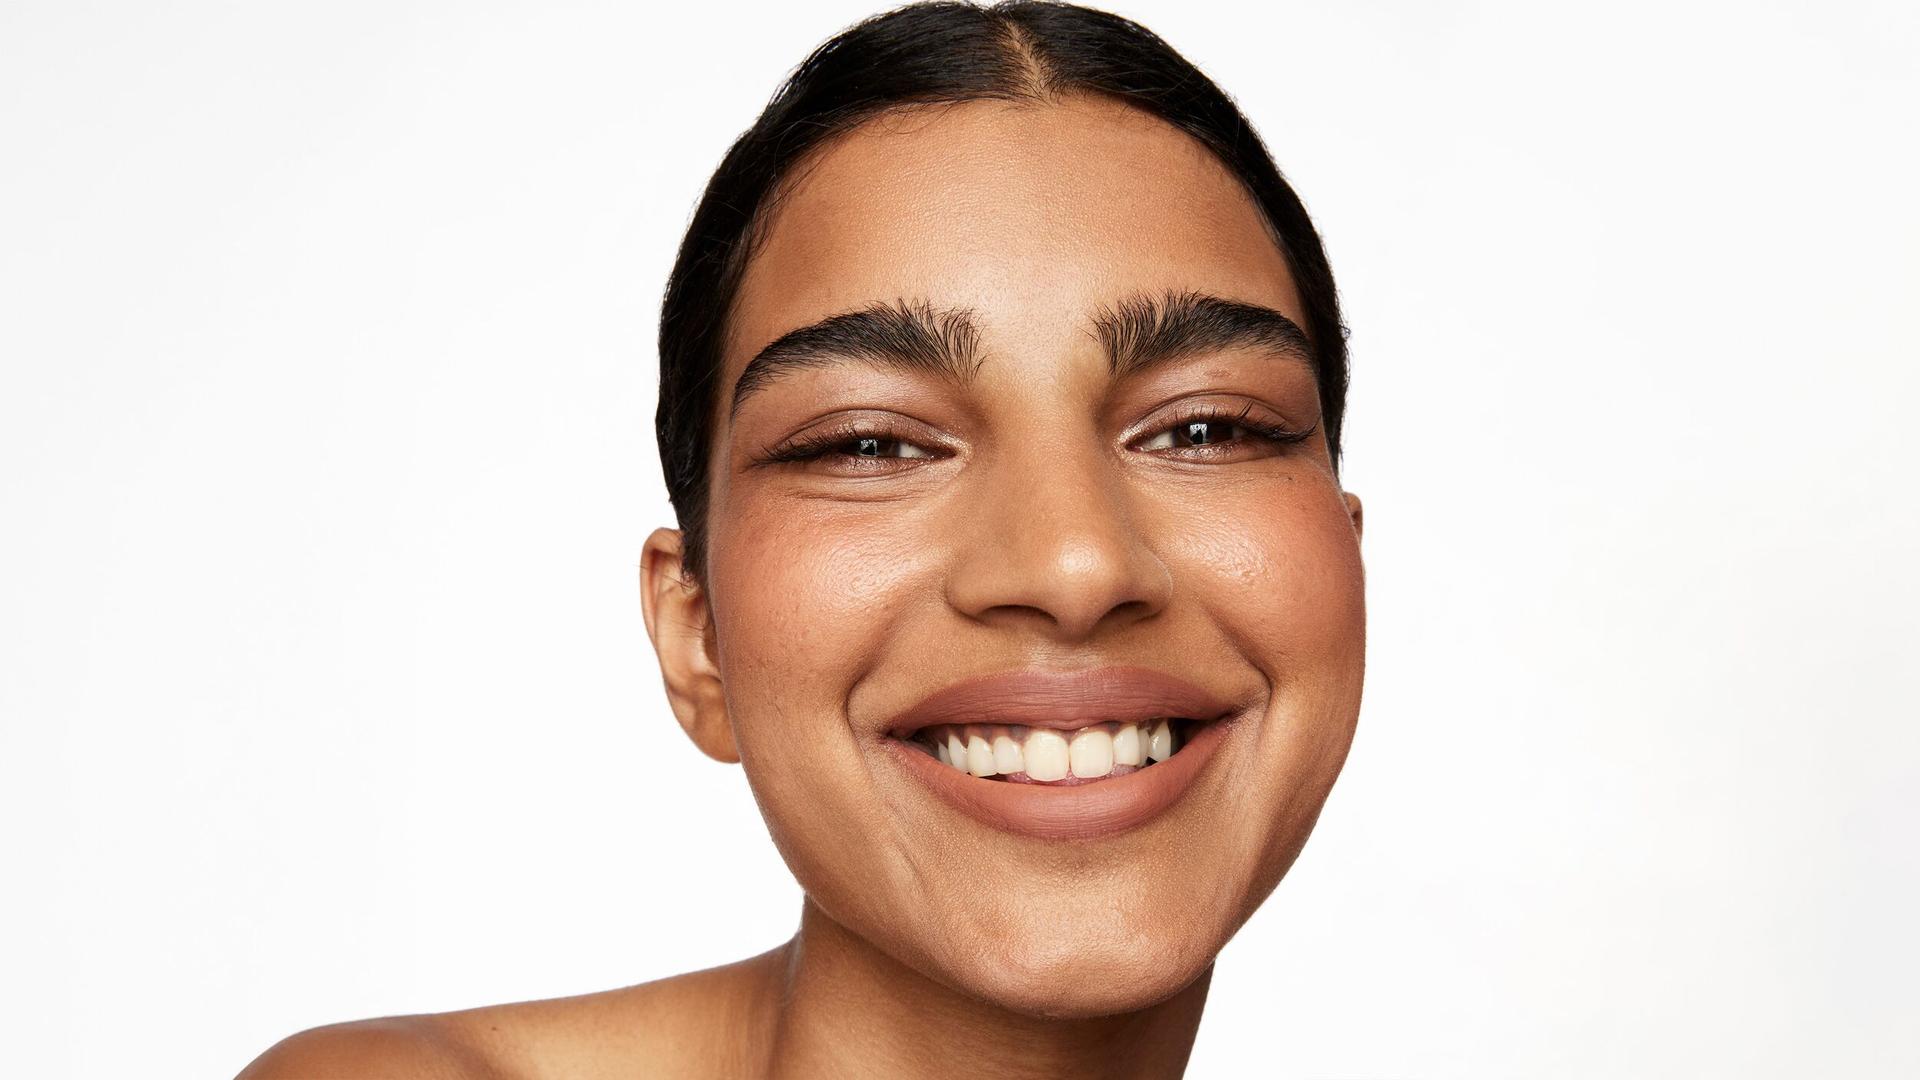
[729,290,1314,421]
[1089,289,1317,382]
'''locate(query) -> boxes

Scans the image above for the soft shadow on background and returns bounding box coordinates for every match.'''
[2,2,1915,1076]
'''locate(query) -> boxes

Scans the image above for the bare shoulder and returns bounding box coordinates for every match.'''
[234,1014,509,1080]
[235,946,787,1080]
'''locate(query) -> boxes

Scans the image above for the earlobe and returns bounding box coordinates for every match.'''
[639,527,740,764]
[1343,491,1364,542]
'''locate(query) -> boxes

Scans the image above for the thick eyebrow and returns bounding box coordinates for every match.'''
[1090,289,1316,379]
[729,300,984,421]
[728,289,1313,422]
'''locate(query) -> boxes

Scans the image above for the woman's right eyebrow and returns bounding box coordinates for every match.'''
[730,299,983,421]
[728,290,1316,421]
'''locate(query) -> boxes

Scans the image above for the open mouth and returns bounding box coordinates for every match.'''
[880,667,1240,838]
[901,718,1207,785]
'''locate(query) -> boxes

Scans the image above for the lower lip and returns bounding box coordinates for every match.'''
[883,718,1237,840]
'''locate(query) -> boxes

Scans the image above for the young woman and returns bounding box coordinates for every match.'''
[241,2,1365,1076]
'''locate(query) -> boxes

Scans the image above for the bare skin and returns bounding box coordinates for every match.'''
[240,899,1210,1079]
[240,92,1363,1080]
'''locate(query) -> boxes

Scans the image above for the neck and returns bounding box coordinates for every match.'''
[739,896,1212,1080]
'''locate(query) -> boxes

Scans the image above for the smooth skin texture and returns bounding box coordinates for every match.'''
[240,92,1364,1080]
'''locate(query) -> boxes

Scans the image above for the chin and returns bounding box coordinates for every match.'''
[936,922,1221,1019]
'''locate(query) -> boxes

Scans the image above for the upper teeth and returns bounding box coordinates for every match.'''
[923,720,1179,780]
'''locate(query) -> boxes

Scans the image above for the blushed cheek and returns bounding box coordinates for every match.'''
[702,497,955,900]
[1174,489,1365,682]
[705,497,939,754]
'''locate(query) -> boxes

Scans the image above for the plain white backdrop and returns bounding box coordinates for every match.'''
[3,1,1916,1076]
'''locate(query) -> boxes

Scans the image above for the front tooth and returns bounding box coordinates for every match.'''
[965,733,997,777]
[945,730,968,771]
[1069,728,1114,778]
[992,733,1024,775]
[1112,723,1144,766]
[1023,729,1069,781]
[1147,719,1173,762]
[933,737,950,765]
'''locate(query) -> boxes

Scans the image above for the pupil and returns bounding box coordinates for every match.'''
[856,436,883,456]
[1185,421,1211,445]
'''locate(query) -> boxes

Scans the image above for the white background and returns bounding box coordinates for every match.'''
[3,1,1916,1076]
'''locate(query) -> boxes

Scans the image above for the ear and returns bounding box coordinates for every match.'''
[1343,491,1364,543]
[639,527,739,764]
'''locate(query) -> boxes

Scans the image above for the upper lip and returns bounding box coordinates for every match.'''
[884,665,1237,737]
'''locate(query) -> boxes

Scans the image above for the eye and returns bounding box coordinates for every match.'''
[832,434,938,460]
[755,423,944,469]
[1134,403,1315,457]
[1137,417,1246,451]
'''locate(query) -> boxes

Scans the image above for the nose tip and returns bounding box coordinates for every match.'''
[946,457,1173,641]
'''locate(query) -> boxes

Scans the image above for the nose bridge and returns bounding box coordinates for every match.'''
[946,425,1173,640]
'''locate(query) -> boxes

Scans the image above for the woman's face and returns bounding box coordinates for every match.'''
[649,94,1364,1017]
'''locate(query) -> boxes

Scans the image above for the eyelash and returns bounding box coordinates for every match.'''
[756,402,1314,469]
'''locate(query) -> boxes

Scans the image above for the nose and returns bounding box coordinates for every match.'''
[945,434,1174,642]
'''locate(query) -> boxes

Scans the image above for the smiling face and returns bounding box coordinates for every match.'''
[643,93,1365,1017]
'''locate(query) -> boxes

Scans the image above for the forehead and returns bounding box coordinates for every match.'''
[725,93,1305,391]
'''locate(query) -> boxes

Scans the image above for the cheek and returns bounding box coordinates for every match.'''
[702,496,961,916]
[1164,477,1366,810]
[1150,480,1365,896]
[1161,478,1366,667]
[703,495,934,754]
